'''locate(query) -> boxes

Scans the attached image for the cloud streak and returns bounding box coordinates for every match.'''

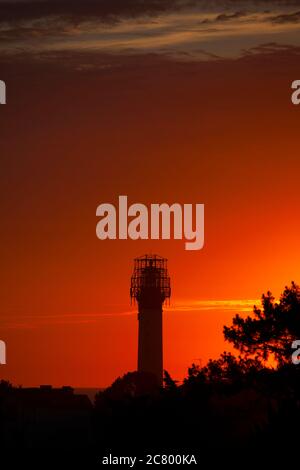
[0,299,261,329]
[168,299,260,313]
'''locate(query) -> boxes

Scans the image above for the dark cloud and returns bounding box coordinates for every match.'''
[216,10,247,21]
[0,0,191,45]
[198,9,248,25]
[0,0,185,22]
[270,10,300,23]
[242,41,300,55]
[0,1,299,26]
[0,1,299,23]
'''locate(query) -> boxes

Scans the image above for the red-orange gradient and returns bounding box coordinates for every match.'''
[0,49,300,386]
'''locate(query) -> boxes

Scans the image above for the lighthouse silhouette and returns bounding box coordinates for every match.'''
[130,254,171,386]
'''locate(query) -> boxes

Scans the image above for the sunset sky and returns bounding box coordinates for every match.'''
[1,0,300,387]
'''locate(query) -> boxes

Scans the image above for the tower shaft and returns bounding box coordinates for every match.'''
[138,305,163,386]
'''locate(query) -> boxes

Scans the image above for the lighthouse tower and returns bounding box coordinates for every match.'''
[130,254,171,386]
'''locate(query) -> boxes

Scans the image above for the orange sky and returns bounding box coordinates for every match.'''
[1,1,300,387]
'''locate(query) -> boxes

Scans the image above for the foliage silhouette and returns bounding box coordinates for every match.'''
[224,282,300,366]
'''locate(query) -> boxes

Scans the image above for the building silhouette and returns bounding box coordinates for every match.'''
[0,385,92,449]
[130,254,171,386]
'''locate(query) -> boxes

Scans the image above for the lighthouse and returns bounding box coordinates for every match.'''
[130,254,171,386]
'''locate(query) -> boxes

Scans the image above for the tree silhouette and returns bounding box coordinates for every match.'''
[224,282,300,366]
[94,370,159,408]
[183,352,262,391]
[163,370,178,391]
